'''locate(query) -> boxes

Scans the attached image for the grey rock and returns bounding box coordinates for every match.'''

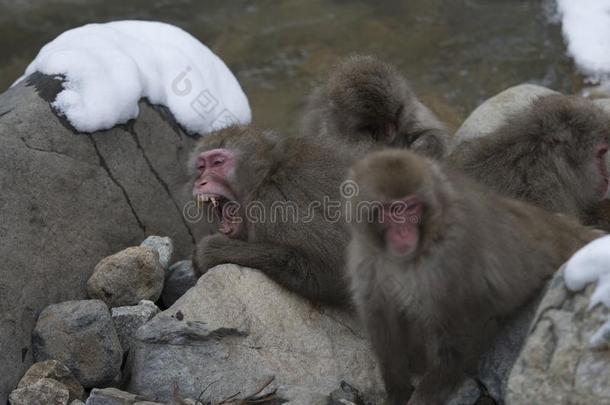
[32,300,122,388]
[87,246,165,308]
[17,359,84,402]
[112,300,160,353]
[506,268,610,404]
[71,401,86,405]
[133,402,165,405]
[328,381,365,405]
[0,74,198,403]
[140,236,174,270]
[594,98,610,114]
[85,388,146,405]
[127,264,385,404]
[446,379,481,405]
[9,378,70,405]
[454,84,557,142]
[161,260,197,307]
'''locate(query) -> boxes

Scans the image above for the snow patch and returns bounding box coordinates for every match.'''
[556,0,610,84]
[564,235,610,349]
[14,20,251,134]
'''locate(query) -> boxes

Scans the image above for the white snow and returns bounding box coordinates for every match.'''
[556,0,610,83]
[14,20,251,134]
[564,235,610,349]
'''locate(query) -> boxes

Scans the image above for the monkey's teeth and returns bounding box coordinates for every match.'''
[211,197,219,207]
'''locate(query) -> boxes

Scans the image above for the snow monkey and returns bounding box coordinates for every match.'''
[301,54,449,158]
[346,149,602,404]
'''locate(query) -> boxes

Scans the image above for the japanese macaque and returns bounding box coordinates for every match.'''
[346,149,602,405]
[449,94,610,226]
[190,124,373,307]
[300,55,449,158]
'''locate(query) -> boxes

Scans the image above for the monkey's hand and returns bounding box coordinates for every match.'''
[410,131,447,159]
[192,234,236,276]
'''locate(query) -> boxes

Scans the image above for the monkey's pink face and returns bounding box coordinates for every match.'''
[193,148,242,237]
[596,143,609,198]
[379,196,423,256]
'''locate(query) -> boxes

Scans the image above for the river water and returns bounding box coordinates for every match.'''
[0,0,581,132]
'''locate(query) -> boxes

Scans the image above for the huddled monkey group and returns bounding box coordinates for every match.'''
[189,55,610,404]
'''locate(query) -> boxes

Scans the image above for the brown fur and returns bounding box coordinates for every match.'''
[346,149,601,405]
[191,125,375,307]
[450,94,610,225]
[301,55,449,158]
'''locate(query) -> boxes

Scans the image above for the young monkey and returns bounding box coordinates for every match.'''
[346,149,602,405]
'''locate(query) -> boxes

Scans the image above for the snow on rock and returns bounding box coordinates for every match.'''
[14,20,251,134]
[556,0,610,83]
[564,234,610,349]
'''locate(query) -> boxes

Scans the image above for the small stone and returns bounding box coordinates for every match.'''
[9,378,70,405]
[85,388,145,405]
[328,381,365,405]
[141,236,174,269]
[112,300,160,352]
[161,260,197,307]
[17,360,84,402]
[70,401,86,405]
[87,246,165,308]
[32,300,122,388]
[133,402,165,405]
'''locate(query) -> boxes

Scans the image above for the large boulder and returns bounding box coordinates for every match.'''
[0,74,199,403]
[126,264,385,404]
[453,83,557,142]
[506,268,610,404]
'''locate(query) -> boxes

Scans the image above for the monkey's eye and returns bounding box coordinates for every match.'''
[212,158,225,167]
[197,162,206,171]
[404,201,421,214]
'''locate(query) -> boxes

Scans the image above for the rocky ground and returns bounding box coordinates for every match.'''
[1,76,609,404]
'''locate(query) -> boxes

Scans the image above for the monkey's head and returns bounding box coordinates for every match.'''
[348,149,443,258]
[326,55,415,144]
[189,125,278,239]
[506,95,610,206]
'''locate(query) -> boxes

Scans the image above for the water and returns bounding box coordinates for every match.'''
[0,0,580,132]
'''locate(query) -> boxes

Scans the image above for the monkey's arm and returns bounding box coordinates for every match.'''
[404,102,449,159]
[409,130,448,159]
[193,234,351,307]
